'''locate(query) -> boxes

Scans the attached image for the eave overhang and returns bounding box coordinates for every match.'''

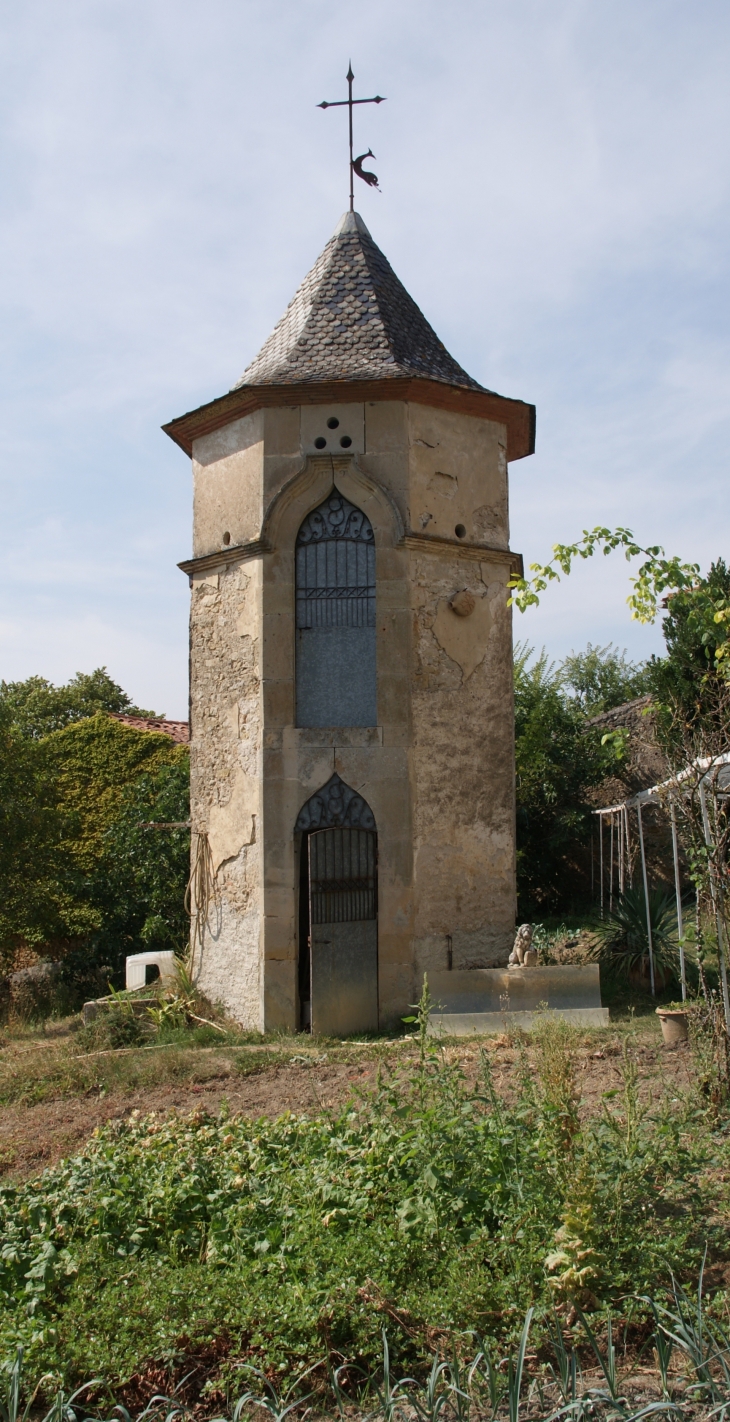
[162,377,536,463]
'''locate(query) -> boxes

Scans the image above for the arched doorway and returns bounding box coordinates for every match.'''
[295,489,376,727]
[295,774,378,1035]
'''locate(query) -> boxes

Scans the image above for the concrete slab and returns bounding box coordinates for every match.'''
[426,964,602,1014]
[428,1007,610,1036]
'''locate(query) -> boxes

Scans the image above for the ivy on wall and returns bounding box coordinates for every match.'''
[0,678,190,994]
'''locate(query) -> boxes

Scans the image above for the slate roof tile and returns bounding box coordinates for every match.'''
[232,211,487,393]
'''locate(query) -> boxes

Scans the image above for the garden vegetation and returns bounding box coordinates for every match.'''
[0,1005,727,1409]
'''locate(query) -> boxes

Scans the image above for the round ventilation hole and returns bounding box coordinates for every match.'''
[340,435,352,448]
[327,417,340,429]
[222,531,231,546]
[455,524,467,539]
[314,436,327,449]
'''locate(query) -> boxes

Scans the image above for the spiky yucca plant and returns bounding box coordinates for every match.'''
[593,885,680,983]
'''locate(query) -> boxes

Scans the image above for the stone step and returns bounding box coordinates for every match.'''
[428,1006,609,1037]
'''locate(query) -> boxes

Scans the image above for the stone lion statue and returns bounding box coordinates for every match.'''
[508,923,538,968]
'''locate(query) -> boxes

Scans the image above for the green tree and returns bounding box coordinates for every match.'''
[514,647,619,915]
[0,668,156,740]
[86,759,191,981]
[561,643,649,716]
[646,559,730,735]
[0,704,75,967]
[509,527,730,680]
[0,709,189,991]
[44,713,184,874]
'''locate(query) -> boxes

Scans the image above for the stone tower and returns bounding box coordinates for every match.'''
[164,211,535,1032]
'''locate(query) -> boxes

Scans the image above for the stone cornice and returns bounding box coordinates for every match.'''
[178,538,271,578]
[402,534,523,577]
[162,376,536,463]
[179,533,523,580]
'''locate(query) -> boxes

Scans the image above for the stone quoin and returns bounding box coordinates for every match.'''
[164,209,536,1032]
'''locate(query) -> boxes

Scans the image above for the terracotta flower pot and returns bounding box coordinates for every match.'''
[656,1008,689,1045]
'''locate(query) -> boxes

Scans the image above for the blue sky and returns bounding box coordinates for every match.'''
[1,0,728,718]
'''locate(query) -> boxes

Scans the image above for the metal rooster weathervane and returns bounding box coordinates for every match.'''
[317,64,386,211]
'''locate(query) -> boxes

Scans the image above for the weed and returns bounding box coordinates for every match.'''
[533,1014,580,1159]
[76,1003,151,1053]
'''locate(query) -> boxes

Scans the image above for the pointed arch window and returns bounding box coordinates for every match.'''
[295,489,376,727]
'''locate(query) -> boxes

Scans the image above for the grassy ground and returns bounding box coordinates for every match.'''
[0,1000,727,1411]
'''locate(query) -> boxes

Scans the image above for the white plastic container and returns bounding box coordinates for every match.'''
[125,951,177,992]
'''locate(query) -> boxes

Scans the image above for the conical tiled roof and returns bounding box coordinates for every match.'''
[233,212,486,392]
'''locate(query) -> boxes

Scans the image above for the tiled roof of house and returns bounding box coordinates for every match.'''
[233,211,486,392]
[110,713,190,745]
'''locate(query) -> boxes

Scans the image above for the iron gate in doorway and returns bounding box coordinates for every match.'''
[300,825,378,1036]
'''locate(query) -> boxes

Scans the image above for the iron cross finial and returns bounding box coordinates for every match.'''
[317,63,386,211]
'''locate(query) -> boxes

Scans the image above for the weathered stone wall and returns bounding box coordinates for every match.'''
[187,397,518,1029]
[192,412,264,556]
[189,562,263,1027]
[410,547,516,979]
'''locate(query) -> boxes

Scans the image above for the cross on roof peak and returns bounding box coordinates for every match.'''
[317,63,386,211]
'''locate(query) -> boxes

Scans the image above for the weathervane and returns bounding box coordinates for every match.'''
[318,63,386,211]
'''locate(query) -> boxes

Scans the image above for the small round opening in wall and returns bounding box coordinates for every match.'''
[222,531,231,546]
[314,436,327,449]
[455,524,467,539]
[340,435,352,448]
[327,417,340,429]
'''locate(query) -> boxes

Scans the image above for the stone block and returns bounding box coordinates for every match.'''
[264,958,297,1029]
[426,965,603,1015]
[429,1008,610,1036]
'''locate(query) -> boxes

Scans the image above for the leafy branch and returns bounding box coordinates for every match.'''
[507,526,730,673]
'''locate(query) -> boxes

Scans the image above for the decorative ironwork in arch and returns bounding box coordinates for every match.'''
[297,489,374,546]
[296,489,375,633]
[294,773,376,833]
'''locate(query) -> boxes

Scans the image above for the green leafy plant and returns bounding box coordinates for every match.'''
[508,528,730,672]
[0,1024,718,1394]
[0,1347,100,1422]
[592,886,680,984]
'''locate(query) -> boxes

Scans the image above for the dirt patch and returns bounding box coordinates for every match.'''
[0,1054,378,1178]
[0,1023,694,1182]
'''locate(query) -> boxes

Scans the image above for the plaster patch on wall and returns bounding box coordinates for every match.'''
[414,928,509,975]
[236,693,260,776]
[472,504,506,544]
[194,573,220,597]
[431,593,492,680]
[208,765,259,872]
[427,470,457,499]
[198,898,261,1029]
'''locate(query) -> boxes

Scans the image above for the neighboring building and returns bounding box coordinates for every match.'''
[164,210,535,1032]
[587,695,665,799]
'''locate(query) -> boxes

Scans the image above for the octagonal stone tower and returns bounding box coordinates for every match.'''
[164,211,535,1032]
